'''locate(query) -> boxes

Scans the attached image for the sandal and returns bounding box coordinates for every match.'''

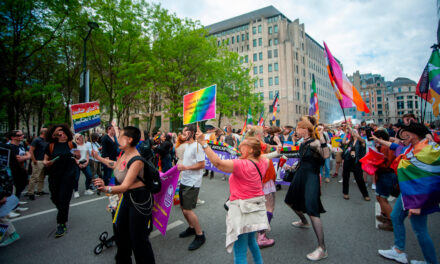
[343,195,349,200]
[291,221,310,228]
[364,196,371,201]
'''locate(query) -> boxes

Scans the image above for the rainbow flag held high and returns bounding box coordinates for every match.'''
[416,47,440,116]
[183,85,216,125]
[397,139,440,212]
[271,92,279,121]
[257,111,264,126]
[308,75,320,121]
[324,42,369,113]
[70,102,101,133]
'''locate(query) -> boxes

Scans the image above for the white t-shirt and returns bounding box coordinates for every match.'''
[180,141,206,188]
[77,144,89,162]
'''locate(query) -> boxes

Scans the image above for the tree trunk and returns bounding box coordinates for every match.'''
[217,112,223,128]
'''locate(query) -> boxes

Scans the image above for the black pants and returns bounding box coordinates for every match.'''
[115,188,155,264]
[48,167,76,224]
[342,159,369,197]
[13,168,28,199]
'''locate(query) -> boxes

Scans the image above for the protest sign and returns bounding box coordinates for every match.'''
[152,166,180,236]
[183,85,216,125]
[0,146,11,167]
[70,101,101,133]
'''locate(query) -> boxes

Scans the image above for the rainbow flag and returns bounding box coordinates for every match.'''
[397,139,440,212]
[324,42,369,113]
[257,111,264,126]
[416,47,440,116]
[271,92,279,121]
[308,75,320,121]
[70,101,101,133]
[183,84,216,125]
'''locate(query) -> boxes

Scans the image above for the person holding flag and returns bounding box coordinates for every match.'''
[271,92,279,125]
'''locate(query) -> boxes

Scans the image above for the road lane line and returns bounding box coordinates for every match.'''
[11,196,107,222]
[150,220,184,239]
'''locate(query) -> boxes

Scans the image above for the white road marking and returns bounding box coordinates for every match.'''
[11,196,107,222]
[150,220,184,239]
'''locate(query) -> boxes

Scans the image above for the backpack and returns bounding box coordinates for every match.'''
[127,156,161,194]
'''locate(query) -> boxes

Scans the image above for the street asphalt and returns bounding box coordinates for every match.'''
[1,169,439,264]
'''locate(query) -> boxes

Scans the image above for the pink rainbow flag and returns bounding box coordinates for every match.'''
[183,85,217,125]
[324,42,370,113]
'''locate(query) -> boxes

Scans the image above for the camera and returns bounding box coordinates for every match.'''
[360,126,374,140]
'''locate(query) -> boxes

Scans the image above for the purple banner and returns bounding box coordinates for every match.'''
[273,158,299,185]
[152,166,180,236]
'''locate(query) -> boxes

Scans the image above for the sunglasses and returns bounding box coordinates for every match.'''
[15,134,24,137]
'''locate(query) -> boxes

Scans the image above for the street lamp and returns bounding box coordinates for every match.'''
[80,21,99,103]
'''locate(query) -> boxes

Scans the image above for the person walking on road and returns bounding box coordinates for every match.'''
[197,125,269,264]
[73,134,94,197]
[176,124,207,251]
[43,125,80,238]
[93,126,156,264]
[284,116,330,261]
[101,124,119,185]
[28,128,48,200]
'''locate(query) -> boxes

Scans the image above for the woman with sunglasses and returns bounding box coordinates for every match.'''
[73,134,94,197]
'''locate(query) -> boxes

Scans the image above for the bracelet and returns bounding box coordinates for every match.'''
[107,186,112,194]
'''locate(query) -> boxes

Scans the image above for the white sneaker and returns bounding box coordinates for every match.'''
[338,179,343,183]
[18,201,28,205]
[15,207,28,212]
[410,261,427,264]
[74,191,80,198]
[197,199,205,205]
[372,184,376,190]
[8,211,21,218]
[84,189,94,195]
[378,246,408,263]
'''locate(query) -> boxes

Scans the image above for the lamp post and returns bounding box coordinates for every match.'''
[80,21,99,103]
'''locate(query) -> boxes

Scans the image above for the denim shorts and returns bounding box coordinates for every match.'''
[375,172,397,198]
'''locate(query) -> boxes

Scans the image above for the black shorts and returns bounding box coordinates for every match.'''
[179,184,200,210]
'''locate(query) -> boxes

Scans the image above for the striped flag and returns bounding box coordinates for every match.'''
[416,47,440,116]
[257,111,264,126]
[397,139,440,212]
[271,92,279,121]
[308,75,320,121]
[324,42,369,113]
[247,107,253,125]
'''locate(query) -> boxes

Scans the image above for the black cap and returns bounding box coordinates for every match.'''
[397,122,431,140]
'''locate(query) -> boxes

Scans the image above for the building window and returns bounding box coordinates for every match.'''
[407,101,413,109]
[377,90,381,95]
[295,52,298,60]
[397,101,404,109]
[242,34,245,41]
[269,91,273,99]
[275,76,279,85]
[240,56,243,64]
[274,63,278,71]
[377,104,382,109]
[407,95,413,99]
[253,39,257,47]
[246,33,249,40]
[274,38,278,45]
[260,79,263,87]
[269,105,273,113]
[274,25,278,33]
[232,36,235,44]
[408,87,411,92]
[254,80,258,88]
[378,111,383,115]
[247,45,249,51]
[398,87,401,93]
[258,25,262,33]
[258,38,262,46]
[253,53,257,61]
[377,97,382,102]
[295,65,299,73]
[252,27,256,34]
[268,50,272,59]
[269,77,273,86]
[268,64,273,72]
[236,35,239,43]
[259,52,263,60]
[274,49,278,58]
[253,66,258,74]
[245,55,248,63]
[268,26,272,34]
[259,65,263,74]
[260,92,264,100]
[269,39,272,46]
[276,120,280,126]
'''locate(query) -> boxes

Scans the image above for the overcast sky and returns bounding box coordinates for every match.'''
[157,0,438,83]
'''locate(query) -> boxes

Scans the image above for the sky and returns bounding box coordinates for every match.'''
[156,0,438,83]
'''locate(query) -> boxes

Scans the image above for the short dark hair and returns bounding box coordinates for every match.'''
[106,124,113,132]
[373,130,390,141]
[45,124,73,143]
[397,122,430,140]
[122,126,140,146]
[91,133,100,142]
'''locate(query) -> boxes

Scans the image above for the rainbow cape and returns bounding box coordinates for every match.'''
[397,139,440,212]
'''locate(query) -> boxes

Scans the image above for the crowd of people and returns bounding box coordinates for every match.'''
[0,112,438,264]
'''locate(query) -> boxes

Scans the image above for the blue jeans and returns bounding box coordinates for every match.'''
[74,165,93,191]
[233,232,263,264]
[320,158,330,178]
[391,195,438,264]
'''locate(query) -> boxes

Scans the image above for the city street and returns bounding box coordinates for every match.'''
[1,172,439,264]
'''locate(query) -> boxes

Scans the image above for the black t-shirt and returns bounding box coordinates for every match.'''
[8,143,27,177]
[31,136,48,161]
[45,141,77,172]
[101,134,118,160]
